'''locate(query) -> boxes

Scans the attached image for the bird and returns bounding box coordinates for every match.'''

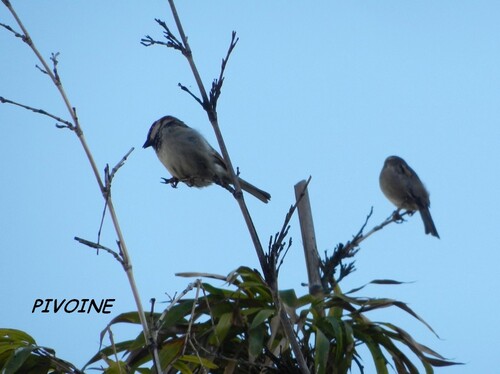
[143,115,271,203]
[379,155,439,238]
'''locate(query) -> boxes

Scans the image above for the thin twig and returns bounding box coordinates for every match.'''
[199,282,220,346]
[154,281,197,332]
[178,82,204,106]
[140,18,185,53]
[110,147,135,181]
[2,2,161,372]
[0,20,26,41]
[268,177,311,279]
[74,237,124,266]
[97,148,135,244]
[99,149,135,245]
[0,96,74,130]
[155,281,198,373]
[321,209,412,288]
[344,209,411,253]
[209,31,239,111]
[182,281,201,355]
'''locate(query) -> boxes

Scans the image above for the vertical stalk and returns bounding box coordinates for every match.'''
[2,2,161,372]
[166,1,309,371]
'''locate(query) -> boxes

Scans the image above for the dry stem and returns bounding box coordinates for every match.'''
[1,2,161,371]
[159,2,309,372]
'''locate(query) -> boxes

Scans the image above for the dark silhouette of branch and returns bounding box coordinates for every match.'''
[0,20,27,41]
[97,148,135,244]
[0,96,74,130]
[267,177,312,284]
[74,237,124,266]
[178,82,204,106]
[321,209,412,288]
[140,18,185,53]
[209,31,239,111]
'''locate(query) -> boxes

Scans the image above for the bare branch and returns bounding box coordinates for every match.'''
[3,2,160,371]
[50,52,61,83]
[209,31,239,111]
[153,281,197,332]
[182,281,201,356]
[161,3,309,371]
[74,236,124,266]
[178,82,204,107]
[267,177,312,281]
[140,35,168,47]
[0,21,26,41]
[344,209,411,253]
[0,96,75,130]
[321,209,412,288]
[98,148,134,245]
[109,147,135,183]
[140,18,185,53]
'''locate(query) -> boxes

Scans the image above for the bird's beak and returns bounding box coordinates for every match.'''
[143,138,152,148]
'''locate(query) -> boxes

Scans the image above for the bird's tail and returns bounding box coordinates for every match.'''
[238,178,271,204]
[419,207,440,238]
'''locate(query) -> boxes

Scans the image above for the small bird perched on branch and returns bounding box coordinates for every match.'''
[143,115,271,203]
[379,155,439,238]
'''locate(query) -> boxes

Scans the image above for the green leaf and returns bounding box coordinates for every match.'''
[158,340,183,368]
[341,321,355,371]
[379,322,443,358]
[248,323,266,362]
[250,309,274,330]
[84,339,136,368]
[279,289,298,307]
[357,298,438,337]
[355,330,388,374]
[180,354,218,369]
[103,359,128,374]
[236,267,265,283]
[324,317,344,364]
[295,293,316,308]
[2,346,35,374]
[106,311,142,326]
[370,327,420,374]
[203,283,244,299]
[173,360,193,374]
[160,300,196,329]
[209,312,233,346]
[0,329,36,345]
[238,281,272,299]
[345,279,408,295]
[314,328,329,374]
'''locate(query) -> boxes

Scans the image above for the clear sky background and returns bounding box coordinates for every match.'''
[1,1,499,372]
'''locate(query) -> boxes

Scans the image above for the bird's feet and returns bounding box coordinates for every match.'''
[392,210,405,223]
[161,177,180,188]
[212,176,240,197]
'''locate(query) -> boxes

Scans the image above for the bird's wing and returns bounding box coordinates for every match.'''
[401,163,429,208]
[211,148,228,171]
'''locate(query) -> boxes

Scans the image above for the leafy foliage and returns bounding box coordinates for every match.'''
[0,329,81,373]
[78,267,458,373]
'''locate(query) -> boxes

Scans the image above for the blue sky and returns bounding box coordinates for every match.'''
[1,1,499,372]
